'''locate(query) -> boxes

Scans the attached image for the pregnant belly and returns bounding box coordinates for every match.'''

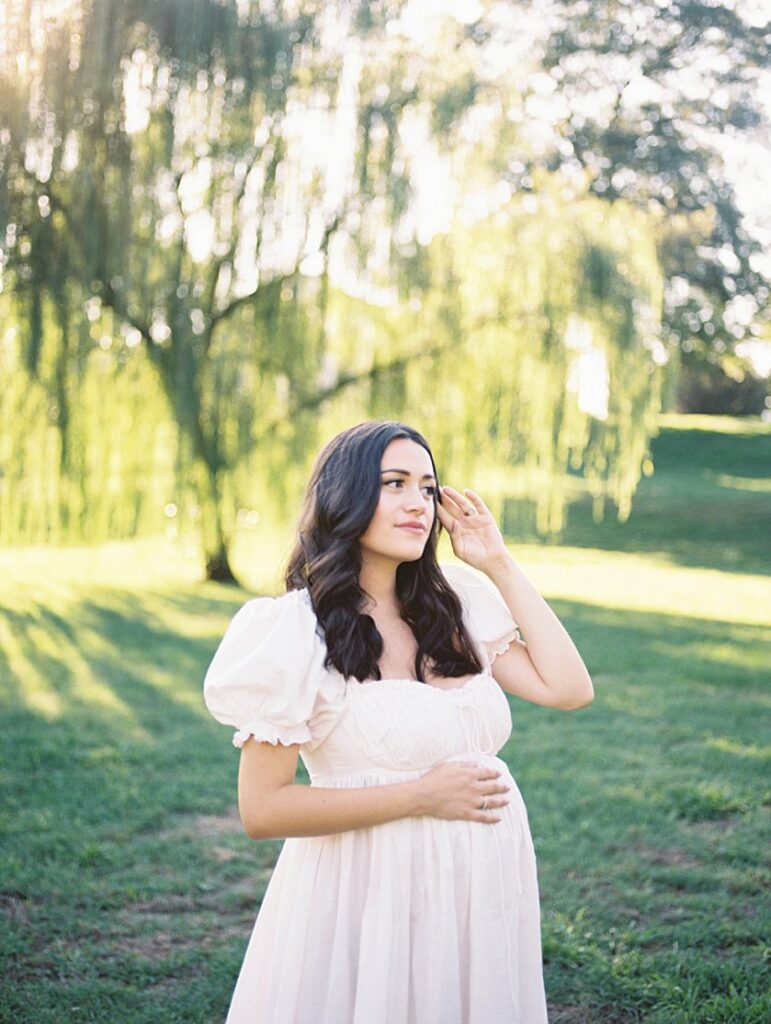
[272,757,534,954]
[303,754,532,889]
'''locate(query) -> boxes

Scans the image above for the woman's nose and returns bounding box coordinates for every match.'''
[405,489,431,512]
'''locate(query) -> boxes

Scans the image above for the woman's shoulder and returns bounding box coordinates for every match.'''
[202,586,342,749]
[438,560,520,662]
[439,559,512,614]
[205,587,321,678]
[230,586,319,638]
[238,585,312,612]
[439,560,493,594]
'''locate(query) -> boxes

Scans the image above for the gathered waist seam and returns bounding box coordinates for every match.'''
[310,753,507,786]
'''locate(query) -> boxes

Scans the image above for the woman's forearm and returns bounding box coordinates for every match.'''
[239,778,421,835]
[239,776,425,840]
[483,552,594,707]
[237,753,508,840]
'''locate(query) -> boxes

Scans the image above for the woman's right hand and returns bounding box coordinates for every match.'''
[414,761,511,823]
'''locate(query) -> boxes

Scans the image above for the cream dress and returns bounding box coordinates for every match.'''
[203,561,548,1024]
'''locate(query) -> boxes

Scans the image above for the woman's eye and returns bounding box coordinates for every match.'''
[384,480,436,497]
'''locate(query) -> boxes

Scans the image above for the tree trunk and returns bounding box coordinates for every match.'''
[155,339,239,584]
[199,459,238,584]
[205,541,237,583]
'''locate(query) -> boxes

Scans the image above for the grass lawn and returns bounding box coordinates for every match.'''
[0,414,769,1023]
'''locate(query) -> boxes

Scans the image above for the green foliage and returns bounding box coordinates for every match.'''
[675,349,769,416]
[2,1,766,580]
[538,0,771,355]
[0,181,667,558]
[0,294,177,544]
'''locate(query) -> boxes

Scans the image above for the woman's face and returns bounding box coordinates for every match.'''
[358,437,437,564]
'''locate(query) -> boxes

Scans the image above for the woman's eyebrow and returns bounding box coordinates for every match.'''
[381,469,437,480]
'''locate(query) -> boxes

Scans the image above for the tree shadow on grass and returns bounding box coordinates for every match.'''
[0,586,262,1022]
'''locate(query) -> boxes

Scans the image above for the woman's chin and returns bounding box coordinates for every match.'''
[395,541,427,561]
[383,546,425,565]
[360,533,428,563]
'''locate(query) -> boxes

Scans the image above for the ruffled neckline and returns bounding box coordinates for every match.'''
[352,672,490,694]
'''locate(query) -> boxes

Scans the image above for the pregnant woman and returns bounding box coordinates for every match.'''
[203,419,594,1023]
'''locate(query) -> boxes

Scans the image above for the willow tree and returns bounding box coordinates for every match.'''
[1,0,455,578]
[310,14,669,541]
[3,0,757,578]
[316,171,665,541]
[4,0,550,577]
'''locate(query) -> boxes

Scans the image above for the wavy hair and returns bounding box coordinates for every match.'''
[284,420,483,683]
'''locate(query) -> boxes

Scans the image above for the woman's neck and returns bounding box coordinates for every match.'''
[359,558,400,615]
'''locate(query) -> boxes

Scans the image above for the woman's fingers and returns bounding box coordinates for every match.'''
[476,772,511,816]
[441,486,470,509]
[461,488,489,514]
[482,782,511,795]
[432,763,512,823]
[441,485,488,517]
[439,487,465,514]
[480,792,510,808]
[479,777,511,814]
[434,495,460,533]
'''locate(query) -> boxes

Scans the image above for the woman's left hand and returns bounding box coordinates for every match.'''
[436,486,509,572]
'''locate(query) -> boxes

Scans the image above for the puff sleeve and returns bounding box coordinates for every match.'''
[441,561,521,669]
[203,588,343,750]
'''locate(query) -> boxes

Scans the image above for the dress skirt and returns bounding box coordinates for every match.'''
[225,758,548,1024]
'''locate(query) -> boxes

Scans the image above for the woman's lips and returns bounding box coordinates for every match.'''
[397,524,427,534]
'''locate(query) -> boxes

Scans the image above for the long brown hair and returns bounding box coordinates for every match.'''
[284,420,483,683]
